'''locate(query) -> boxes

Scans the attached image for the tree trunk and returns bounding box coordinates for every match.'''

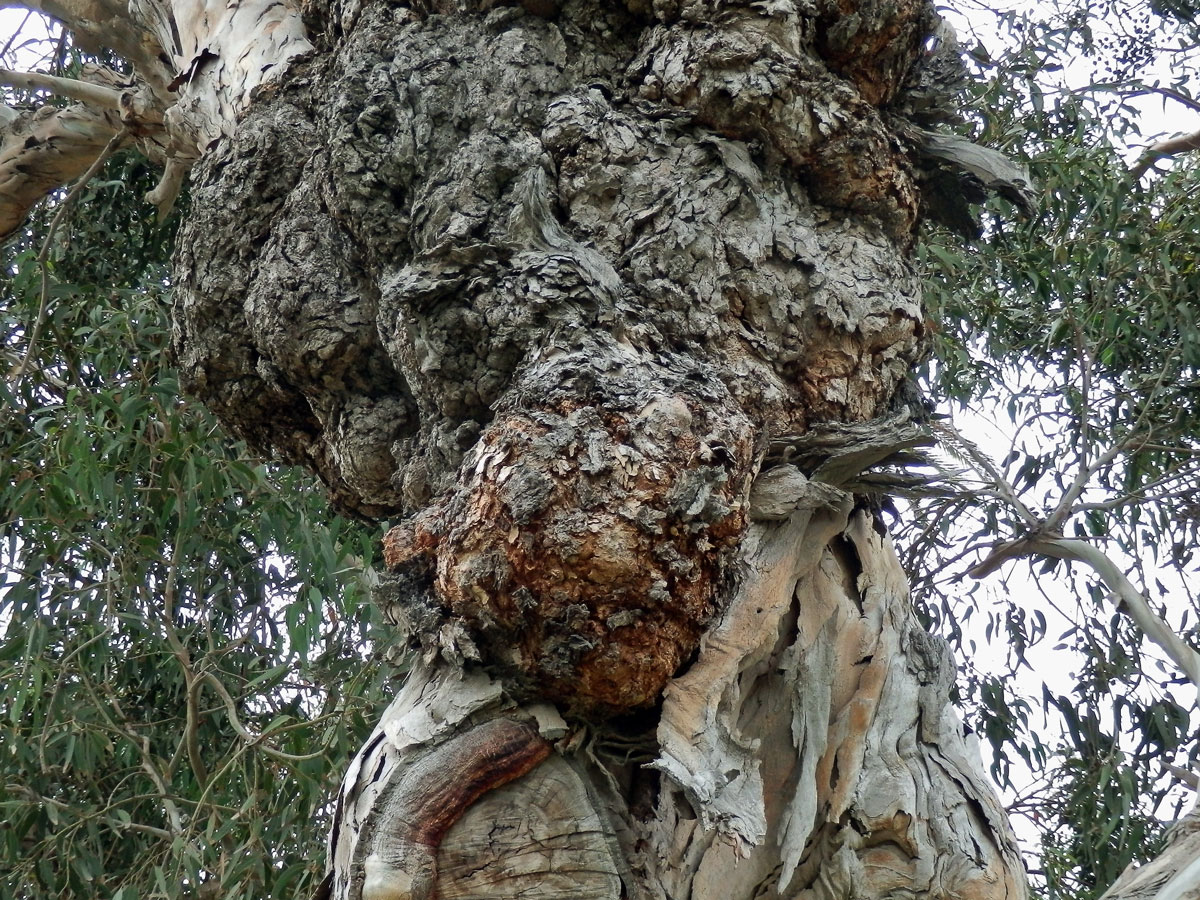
[3,0,1036,897]
[329,505,1026,900]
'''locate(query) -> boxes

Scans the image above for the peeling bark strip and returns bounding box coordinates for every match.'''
[360,718,551,900]
[348,509,1030,900]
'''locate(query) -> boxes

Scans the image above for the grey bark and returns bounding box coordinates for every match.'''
[173,1,932,519]
[1100,804,1200,900]
[2,0,1038,895]
[164,2,1031,897]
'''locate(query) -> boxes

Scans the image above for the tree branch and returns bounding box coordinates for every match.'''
[6,125,128,387]
[199,669,328,763]
[930,420,1042,528]
[0,103,125,242]
[1131,128,1200,179]
[941,421,1200,705]
[0,66,123,109]
[4,0,174,93]
[1023,536,1200,700]
[1126,85,1200,115]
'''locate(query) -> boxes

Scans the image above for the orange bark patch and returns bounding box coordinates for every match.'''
[817,0,931,107]
[383,392,756,716]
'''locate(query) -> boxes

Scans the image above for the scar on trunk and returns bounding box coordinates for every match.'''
[361,718,553,900]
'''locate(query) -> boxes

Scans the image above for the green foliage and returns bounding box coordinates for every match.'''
[0,151,392,898]
[907,2,1200,897]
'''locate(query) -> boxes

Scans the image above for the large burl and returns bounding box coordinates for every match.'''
[172,0,927,715]
[382,350,757,713]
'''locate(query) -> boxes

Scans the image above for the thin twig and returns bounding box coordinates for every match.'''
[0,12,34,61]
[930,420,1042,527]
[200,669,328,763]
[157,516,209,787]
[1127,85,1200,115]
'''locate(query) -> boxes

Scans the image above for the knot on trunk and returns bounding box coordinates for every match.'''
[383,351,756,716]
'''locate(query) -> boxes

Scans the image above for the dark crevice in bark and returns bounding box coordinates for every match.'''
[828,533,866,613]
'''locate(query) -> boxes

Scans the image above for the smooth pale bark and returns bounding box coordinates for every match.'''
[1101,806,1200,900]
[0,103,125,238]
[0,0,309,236]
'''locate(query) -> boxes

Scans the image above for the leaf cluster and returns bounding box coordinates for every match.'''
[0,153,393,899]
[906,2,1200,896]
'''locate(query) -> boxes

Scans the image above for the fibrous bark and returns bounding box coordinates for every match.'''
[332,500,1026,900]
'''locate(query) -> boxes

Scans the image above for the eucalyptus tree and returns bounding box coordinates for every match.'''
[906,4,1200,897]
[0,139,391,896]
[4,1,1185,900]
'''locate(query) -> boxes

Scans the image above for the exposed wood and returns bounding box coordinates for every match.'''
[12,0,174,93]
[766,407,934,485]
[436,755,625,900]
[337,508,1029,899]
[359,718,551,900]
[653,483,857,854]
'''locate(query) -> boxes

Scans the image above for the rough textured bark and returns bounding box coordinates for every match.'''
[163,4,1031,894]
[331,501,1025,900]
[2,0,1050,897]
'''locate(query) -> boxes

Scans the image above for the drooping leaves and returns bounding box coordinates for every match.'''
[907,3,1200,897]
[0,149,393,899]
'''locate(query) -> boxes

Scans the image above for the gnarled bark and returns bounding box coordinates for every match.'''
[3,0,1045,898]
[333,502,1025,900]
